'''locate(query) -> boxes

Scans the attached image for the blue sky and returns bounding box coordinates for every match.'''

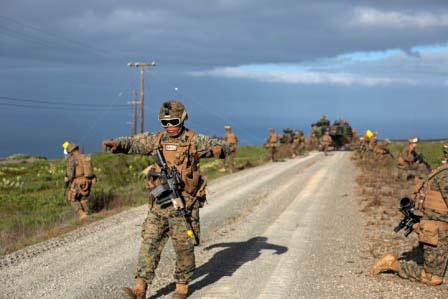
[0,1,447,158]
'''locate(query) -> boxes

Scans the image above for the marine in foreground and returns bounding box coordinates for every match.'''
[102,100,228,299]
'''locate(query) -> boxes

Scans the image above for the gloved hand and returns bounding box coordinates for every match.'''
[101,139,119,152]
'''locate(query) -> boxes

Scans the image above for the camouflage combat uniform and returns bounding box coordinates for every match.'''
[321,134,332,156]
[397,146,428,180]
[292,131,305,156]
[221,127,238,172]
[373,140,392,161]
[113,128,227,285]
[368,136,377,152]
[64,144,95,219]
[397,165,448,284]
[265,129,278,161]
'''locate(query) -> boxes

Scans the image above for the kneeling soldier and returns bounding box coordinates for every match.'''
[371,143,448,285]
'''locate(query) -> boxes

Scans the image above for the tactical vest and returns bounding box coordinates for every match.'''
[154,129,204,197]
[322,135,332,145]
[68,153,95,200]
[414,167,448,215]
[225,132,237,144]
[267,133,277,144]
[74,154,94,179]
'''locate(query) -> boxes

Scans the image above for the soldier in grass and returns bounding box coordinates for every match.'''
[397,137,431,181]
[63,141,96,220]
[373,139,393,161]
[102,100,228,299]
[371,142,448,285]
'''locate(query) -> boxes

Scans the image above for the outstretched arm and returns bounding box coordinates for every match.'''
[194,134,229,159]
[102,132,158,154]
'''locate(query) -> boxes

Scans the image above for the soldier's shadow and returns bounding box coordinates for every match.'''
[149,236,288,298]
[399,243,424,265]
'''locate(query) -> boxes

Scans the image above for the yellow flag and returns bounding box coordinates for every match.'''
[365,130,374,138]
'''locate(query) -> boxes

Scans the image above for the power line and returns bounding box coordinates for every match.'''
[0,15,129,61]
[0,15,116,59]
[0,96,129,108]
[0,102,126,111]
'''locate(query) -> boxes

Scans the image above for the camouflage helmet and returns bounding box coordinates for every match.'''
[62,141,78,153]
[224,125,232,130]
[383,138,391,144]
[408,136,419,144]
[269,128,275,132]
[158,100,188,124]
[442,141,448,157]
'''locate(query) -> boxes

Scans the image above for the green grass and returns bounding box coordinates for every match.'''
[0,145,267,256]
[388,140,444,169]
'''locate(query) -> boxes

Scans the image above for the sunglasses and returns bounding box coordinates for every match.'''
[160,118,181,127]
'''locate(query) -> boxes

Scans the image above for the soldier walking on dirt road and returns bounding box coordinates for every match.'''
[321,131,332,156]
[219,125,238,173]
[102,100,228,299]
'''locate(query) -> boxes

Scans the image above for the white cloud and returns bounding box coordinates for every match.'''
[190,67,418,87]
[190,43,448,87]
[352,7,448,28]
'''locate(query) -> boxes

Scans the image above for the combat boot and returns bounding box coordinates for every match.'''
[172,282,188,299]
[77,210,88,220]
[421,270,443,285]
[370,253,400,275]
[122,278,147,299]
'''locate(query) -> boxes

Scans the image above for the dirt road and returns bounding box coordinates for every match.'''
[1,152,444,298]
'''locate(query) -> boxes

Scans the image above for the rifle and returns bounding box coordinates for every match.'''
[413,151,432,172]
[148,146,198,245]
[394,197,421,237]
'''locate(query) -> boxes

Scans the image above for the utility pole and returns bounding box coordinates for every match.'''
[128,61,156,133]
[128,91,139,135]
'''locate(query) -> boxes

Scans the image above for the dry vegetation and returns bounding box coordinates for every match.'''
[354,154,418,261]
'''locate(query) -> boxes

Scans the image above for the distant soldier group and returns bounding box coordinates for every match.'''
[354,130,392,162]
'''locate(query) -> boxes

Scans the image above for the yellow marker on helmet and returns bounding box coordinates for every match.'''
[62,141,70,149]
[365,130,374,139]
[187,230,193,237]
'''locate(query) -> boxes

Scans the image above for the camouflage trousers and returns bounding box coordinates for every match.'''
[292,143,305,156]
[222,150,236,172]
[398,228,448,281]
[135,206,198,284]
[69,198,89,214]
[323,144,330,156]
[66,191,90,214]
[266,145,276,161]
